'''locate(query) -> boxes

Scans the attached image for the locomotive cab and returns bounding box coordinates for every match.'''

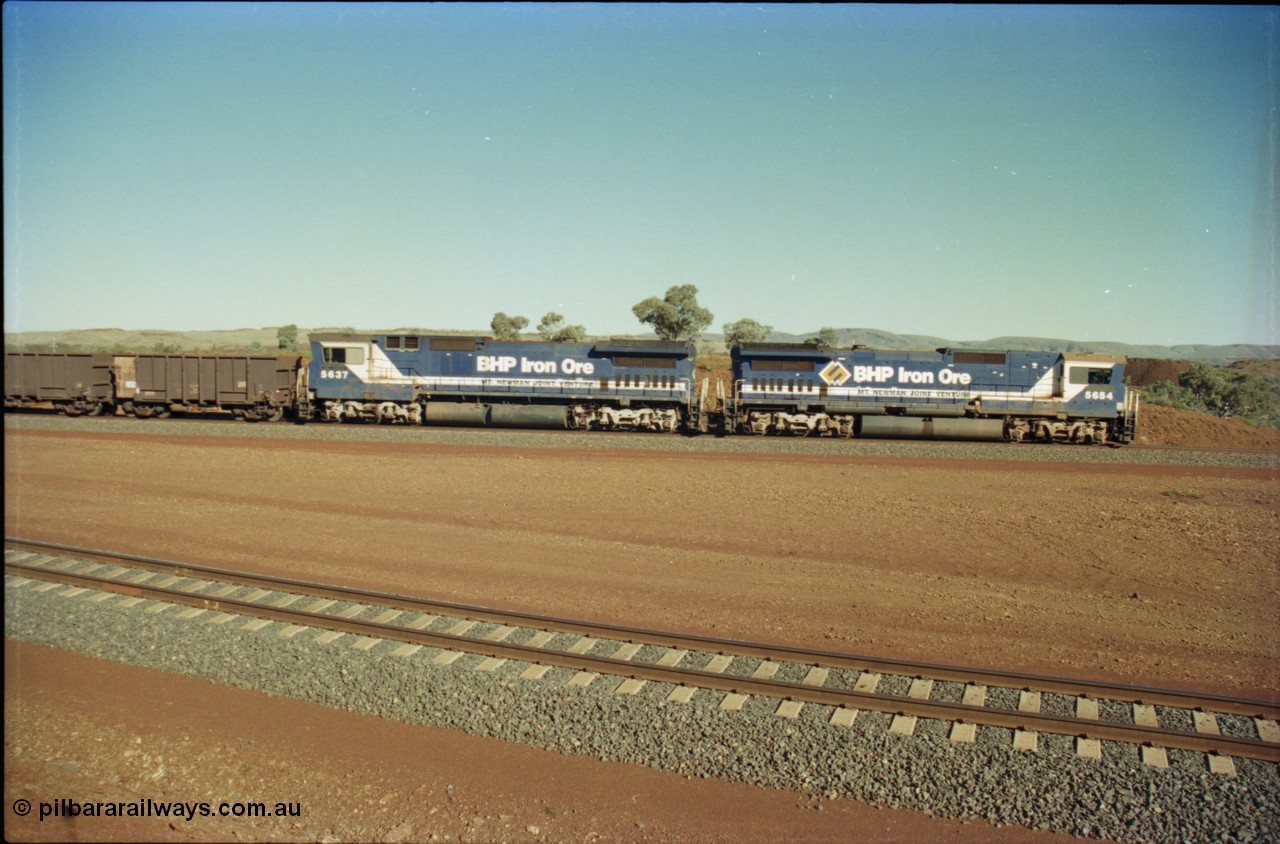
[1056,354,1122,402]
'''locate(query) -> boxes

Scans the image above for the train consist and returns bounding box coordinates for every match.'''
[4,334,1138,444]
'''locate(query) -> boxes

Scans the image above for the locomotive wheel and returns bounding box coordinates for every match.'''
[266,407,284,423]
[133,405,153,419]
[86,402,104,417]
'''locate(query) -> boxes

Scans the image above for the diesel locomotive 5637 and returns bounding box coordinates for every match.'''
[307,333,701,432]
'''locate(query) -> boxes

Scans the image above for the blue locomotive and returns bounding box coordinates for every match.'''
[727,343,1137,444]
[307,333,700,432]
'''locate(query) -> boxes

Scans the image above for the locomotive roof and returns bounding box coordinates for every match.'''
[1061,352,1126,363]
[309,333,493,343]
[593,339,695,354]
[734,342,841,355]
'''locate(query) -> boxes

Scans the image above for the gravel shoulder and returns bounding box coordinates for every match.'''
[4,638,1067,843]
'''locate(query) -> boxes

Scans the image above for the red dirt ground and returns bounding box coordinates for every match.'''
[4,425,1277,841]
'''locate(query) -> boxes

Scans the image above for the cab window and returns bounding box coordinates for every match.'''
[1069,367,1112,385]
[323,347,364,365]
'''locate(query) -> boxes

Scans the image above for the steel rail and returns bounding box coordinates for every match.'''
[5,556,1278,764]
[7,536,1277,722]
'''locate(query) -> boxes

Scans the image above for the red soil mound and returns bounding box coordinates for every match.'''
[1134,402,1280,449]
[1126,358,1191,388]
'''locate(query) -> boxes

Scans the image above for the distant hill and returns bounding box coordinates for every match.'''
[0,326,481,355]
[3,326,1276,362]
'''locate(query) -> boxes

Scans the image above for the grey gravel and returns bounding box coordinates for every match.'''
[7,414,1277,469]
[7,582,1278,842]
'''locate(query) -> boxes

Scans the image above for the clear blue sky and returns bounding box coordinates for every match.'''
[4,3,1277,346]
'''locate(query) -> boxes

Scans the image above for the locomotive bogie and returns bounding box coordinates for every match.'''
[743,410,854,437]
[574,404,682,432]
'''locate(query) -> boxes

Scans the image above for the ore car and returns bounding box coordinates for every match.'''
[726,344,1137,444]
[4,352,114,416]
[307,333,701,431]
[112,355,304,420]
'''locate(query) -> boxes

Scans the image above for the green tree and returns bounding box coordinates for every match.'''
[722,318,772,347]
[277,324,299,350]
[632,284,713,341]
[490,312,529,341]
[1181,362,1279,422]
[1141,362,1280,427]
[805,327,840,348]
[536,312,587,343]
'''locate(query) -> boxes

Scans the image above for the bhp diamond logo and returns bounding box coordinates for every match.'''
[819,361,851,386]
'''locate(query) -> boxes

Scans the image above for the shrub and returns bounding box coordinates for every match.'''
[1141,362,1280,427]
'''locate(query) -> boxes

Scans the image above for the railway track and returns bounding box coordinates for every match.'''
[6,536,1278,770]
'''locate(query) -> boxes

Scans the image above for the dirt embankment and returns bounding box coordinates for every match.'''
[1126,358,1193,387]
[1125,357,1279,448]
[1135,403,1280,449]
